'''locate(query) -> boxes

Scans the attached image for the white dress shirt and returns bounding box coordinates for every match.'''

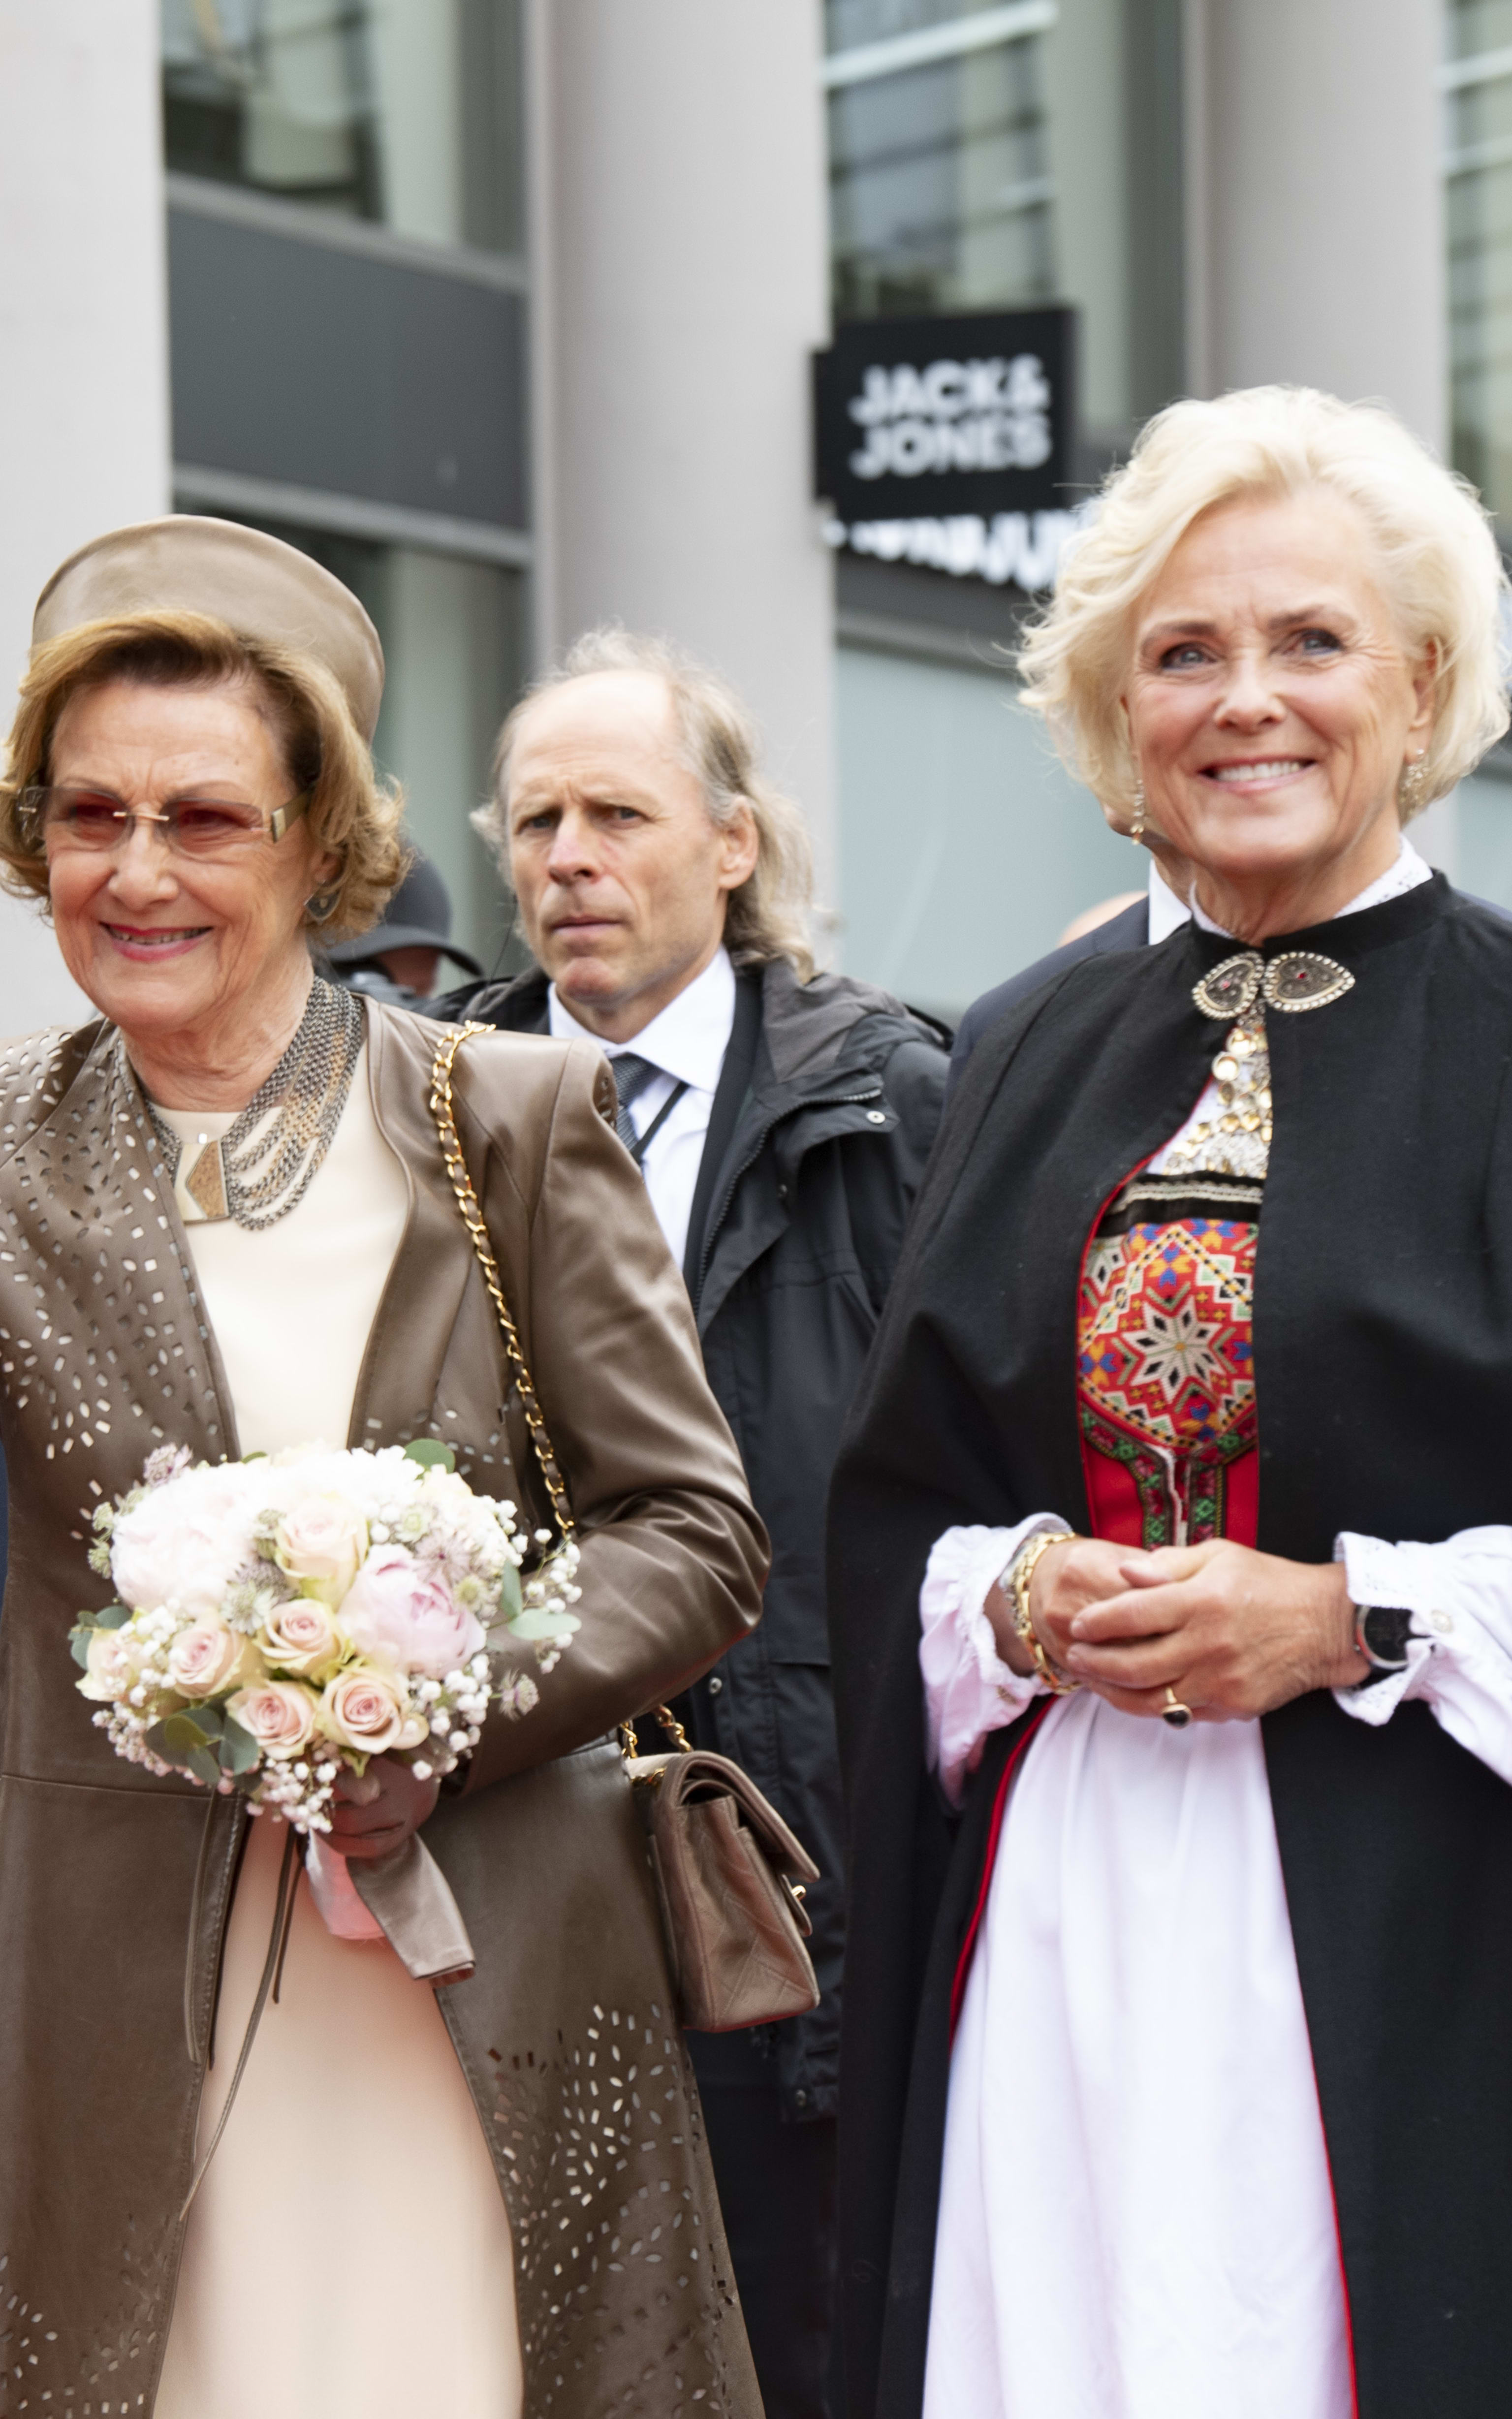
[548,946,737,1269]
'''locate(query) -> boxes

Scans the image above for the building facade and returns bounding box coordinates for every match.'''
[0,0,1503,1034]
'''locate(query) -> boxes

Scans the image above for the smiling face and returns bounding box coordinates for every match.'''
[1122,489,1436,939]
[45,676,335,1062]
[505,669,758,1042]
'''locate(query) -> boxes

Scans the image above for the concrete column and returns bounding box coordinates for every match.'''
[0,0,171,1029]
[1191,0,1456,871]
[1196,0,1444,446]
[527,0,838,927]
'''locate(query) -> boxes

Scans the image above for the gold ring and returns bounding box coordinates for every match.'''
[1162,1687,1194,1729]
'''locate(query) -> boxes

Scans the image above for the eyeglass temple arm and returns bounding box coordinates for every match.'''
[268,792,312,843]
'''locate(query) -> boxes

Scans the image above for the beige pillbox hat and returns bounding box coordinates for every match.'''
[32,516,385,741]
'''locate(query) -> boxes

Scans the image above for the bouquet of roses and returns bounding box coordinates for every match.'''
[71,1438,581,1837]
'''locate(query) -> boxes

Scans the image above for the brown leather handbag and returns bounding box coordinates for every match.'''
[432,1026,821,2032]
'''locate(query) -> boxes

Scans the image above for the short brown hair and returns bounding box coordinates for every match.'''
[474,627,816,979]
[0,610,406,938]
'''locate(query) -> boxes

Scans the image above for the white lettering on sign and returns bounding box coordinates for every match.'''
[846,353,1053,481]
[821,502,1095,591]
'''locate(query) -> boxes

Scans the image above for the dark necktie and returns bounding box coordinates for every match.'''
[610,1052,661,1153]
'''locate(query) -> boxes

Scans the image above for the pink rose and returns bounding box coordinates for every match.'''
[272,1495,368,1606]
[318,1663,426,1756]
[339,1546,486,1681]
[166,1618,246,1700]
[260,1598,344,1679]
[77,1626,144,1703]
[228,1680,316,1758]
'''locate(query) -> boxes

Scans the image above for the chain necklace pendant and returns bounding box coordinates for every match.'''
[184,1135,229,1221]
[134,977,365,1233]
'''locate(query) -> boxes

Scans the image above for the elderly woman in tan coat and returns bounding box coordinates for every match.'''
[0,518,767,2419]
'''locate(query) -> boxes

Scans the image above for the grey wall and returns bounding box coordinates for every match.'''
[0,0,168,1032]
[836,646,1141,1018]
[528,0,838,916]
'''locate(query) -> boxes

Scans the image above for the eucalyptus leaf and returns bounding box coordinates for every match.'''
[68,1625,93,1670]
[498,1562,523,1622]
[94,1603,131,1631]
[185,1745,223,1790]
[144,1718,174,1762]
[160,1710,218,1757]
[403,1438,456,1473]
[219,1714,259,1776]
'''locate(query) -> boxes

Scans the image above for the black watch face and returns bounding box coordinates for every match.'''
[1360,1604,1414,1670]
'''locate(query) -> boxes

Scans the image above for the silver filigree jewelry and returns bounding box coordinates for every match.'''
[1129,779,1147,844]
[1172,946,1355,1181]
[1400,756,1427,811]
[1192,949,1354,1020]
[305,886,342,925]
[134,977,365,1230]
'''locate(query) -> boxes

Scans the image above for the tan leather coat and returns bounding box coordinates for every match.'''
[0,1000,768,2418]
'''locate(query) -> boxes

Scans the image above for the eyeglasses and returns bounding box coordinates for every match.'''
[23,785,311,858]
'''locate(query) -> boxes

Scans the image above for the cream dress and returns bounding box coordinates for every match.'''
[153,1049,524,2419]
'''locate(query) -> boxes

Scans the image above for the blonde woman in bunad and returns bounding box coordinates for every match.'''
[830,388,1512,2419]
[0,518,767,2419]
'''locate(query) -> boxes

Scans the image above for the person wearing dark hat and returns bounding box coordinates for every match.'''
[324,848,485,1007]
[0,517,766,2419]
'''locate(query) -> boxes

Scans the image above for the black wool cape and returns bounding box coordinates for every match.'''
[827,878,1512,2419]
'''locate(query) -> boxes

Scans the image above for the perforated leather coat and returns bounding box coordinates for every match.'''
[0,1000,768,2418]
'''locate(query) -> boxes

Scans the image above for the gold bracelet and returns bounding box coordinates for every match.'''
[1008,1529,1080,1695]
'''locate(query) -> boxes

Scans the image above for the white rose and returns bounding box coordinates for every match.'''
[165,1617,247,1700]
[260,1597,345,1679]
[110,1460,263,1620]
[227,1679,317,1758]
[272,1495,369,1606]
[318,1663,427,1756]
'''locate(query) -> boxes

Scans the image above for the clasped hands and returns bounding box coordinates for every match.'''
[987,1536,1364,1723]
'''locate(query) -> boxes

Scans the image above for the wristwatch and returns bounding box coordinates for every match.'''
[1353,1602,1416,1674]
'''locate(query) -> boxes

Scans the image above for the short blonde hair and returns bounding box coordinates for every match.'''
[1019,385,1512,818]
[0,610,406,939]
[474,627,816,979]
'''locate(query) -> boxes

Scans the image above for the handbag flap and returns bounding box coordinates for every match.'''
[624,1749,820,1883]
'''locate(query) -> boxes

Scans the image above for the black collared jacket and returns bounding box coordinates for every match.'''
[443,953,951,2118]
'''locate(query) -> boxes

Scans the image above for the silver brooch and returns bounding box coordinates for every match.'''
[1193,949,1354,1021]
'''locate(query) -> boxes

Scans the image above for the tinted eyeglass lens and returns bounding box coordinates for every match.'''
[39,789,268,853]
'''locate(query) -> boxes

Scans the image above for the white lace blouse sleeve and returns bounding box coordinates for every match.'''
[919,1516,1069,1806]
[1333,1527,1512,1789]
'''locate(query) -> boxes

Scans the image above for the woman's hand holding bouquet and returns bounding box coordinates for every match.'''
[72,1438,581,1837]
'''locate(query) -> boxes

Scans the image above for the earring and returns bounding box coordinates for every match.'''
[1129,779,1147,844]
[305,887,341,925]
[1400,756,1427,811]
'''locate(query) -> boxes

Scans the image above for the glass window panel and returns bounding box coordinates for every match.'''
[1448,0,1512,520]
[180,511,525,975]
[161,0,522,253]
[826,2,1185,450]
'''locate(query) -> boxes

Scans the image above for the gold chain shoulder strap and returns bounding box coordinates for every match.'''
[428,1022,576,1545]
[429,1023,691,1762]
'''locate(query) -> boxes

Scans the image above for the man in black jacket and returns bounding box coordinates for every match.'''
[441,629,949,2419]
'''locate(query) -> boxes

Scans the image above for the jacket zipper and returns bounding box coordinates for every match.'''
[693,1078,884,1305]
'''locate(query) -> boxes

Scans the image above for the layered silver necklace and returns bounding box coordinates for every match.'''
[133,976,365,1230]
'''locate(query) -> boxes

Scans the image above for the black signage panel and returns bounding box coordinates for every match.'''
[813,308,1075,523]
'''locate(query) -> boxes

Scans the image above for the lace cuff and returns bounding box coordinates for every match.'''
[919,1516,1068,1806]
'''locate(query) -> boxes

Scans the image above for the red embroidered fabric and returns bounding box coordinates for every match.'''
[1077,1207,1259,1551]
